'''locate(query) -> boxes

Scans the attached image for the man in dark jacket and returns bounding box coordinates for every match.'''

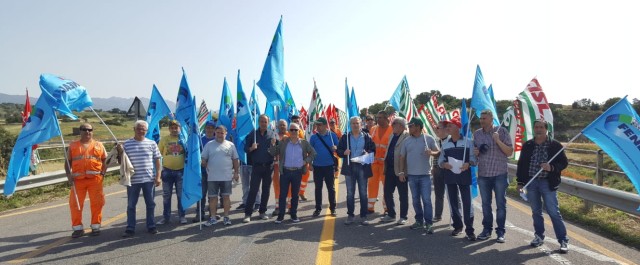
[337,116,376,225]
[517,119,569,254]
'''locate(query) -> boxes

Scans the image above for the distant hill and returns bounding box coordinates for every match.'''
[0,93,176,112]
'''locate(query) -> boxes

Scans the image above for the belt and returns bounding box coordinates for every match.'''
[284,167,302,171]
[253,162,272,167]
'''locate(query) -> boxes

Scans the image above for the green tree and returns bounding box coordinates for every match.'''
[602,97,622,111]
[0,127,16,175]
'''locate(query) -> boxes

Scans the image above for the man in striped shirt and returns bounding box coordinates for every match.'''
[118,120,162,237]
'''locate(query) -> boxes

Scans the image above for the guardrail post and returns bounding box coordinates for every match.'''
[596,149,604,186]
[583,179,594,211]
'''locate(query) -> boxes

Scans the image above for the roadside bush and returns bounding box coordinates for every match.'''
[0,127,16,176]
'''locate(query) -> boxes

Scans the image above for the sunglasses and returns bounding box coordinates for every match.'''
[289,129,299,132]
[80,128,93,132]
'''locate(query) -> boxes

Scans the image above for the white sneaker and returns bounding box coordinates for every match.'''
[179,217,188,224]
[223,216,232,226]
[380,215,395,223]
[259,213,269,220]
[559,241,569,253]
[204,218,218,227]
[242,216,251,223]
[396,218,408,225]
[156,219,167,225]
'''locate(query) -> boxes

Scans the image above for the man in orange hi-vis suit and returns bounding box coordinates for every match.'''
[291,115,310,201]
[368,110,392,213]
[65,123,107,238]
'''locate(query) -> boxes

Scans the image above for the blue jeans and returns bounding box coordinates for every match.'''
[278,168,302,219]
[345,163,368,218]
[408,175,433,224]
[126,182,156,232]
[161,168,185,221]
[478,173,508,236]
[527,178,568,243]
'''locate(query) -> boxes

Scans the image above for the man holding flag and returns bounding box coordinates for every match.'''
[65,123,107,238]
[516,119,569,253]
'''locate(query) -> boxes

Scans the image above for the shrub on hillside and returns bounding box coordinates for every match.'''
[0,127,16,175]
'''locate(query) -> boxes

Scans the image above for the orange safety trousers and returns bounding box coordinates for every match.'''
[299,164,310,196]
[70,176,105,230]
[272,163,291,209]
[368,162,386,211]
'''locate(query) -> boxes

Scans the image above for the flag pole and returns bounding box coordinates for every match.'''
[461,108,475,166]
[520,132,582,200]
[56,112,81,211]
[89,107,119,143]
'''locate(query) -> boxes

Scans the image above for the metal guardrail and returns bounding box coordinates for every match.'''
[507,164,640,216]
[0,166,119,195]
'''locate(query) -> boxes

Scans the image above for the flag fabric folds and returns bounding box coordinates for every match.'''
[469,65,499,125]
[39,74,93,119]
[146,84,172,143]
[249,82,261,128]
[517,77,554,138]
[460,98,470,137]
[308,80,324,133]
[349,87,359,120]
[581,96,640,210]
[337,108,348,133]
[5,97,61,196]
[181,96,202,210]
[175,69,194,142]
[501,105,519,160]
[235,70,254,164]
[197,100,211,134]
[389,75,419,122]
[219,77,235,141]
[257,16,286,107]
[278,82,298,124]
[299,106,308,131]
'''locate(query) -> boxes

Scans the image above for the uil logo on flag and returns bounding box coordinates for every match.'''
[23,108,45,131]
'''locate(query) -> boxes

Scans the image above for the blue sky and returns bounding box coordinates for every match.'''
[1,0,638,110]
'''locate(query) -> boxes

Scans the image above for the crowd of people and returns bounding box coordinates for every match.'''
[64,110,570,254]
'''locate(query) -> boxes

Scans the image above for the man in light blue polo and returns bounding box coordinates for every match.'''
[400,118,439,234]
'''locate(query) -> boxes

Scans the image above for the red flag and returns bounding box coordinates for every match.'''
[22,88,31,127]
[299,106,308,130]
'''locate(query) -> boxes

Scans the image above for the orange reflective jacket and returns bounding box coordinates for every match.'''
[70,140,106,179]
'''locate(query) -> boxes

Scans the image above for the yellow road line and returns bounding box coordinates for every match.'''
[0,189,126,219]
[9,211,128,264]
[315,177,340,265]
[508,199,636,265]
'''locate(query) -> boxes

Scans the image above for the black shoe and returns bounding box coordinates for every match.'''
[433,216,442,223]
[71,230,85,238]
[299,195,307,201]
[272,209,280,217]
[90,229,100,236]
[313,209,321,217]
[148,228,158,234]
[451,228,463,236]
[121,230,134,238]
[466,233,477,241]
[235,204,245,210]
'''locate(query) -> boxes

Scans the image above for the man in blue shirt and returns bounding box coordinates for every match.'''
[309,117,340,217]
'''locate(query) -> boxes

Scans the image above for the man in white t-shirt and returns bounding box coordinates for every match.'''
[201,125,240,226]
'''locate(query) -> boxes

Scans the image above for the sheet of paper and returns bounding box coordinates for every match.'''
[448,156,463,174]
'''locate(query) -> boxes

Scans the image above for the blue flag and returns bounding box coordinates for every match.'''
[581,96,640,210]
[235,70,253,164]
[344,78,352,133]
[181,96,202,210]
[218,77,235,141]
[278,82,298,124]
[256,16,286,107]
[5,97,61,196]
[349,86,359,119]
[175,68,194,142]
[145,84,172,143]
[461,98,470,137]
[470,65,499,125]
[39,74,93,119]
[249,81,261,128]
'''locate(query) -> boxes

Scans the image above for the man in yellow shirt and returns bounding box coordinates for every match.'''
[157,120,187,224]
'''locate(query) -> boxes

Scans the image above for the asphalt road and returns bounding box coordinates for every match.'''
[0,175,638,265]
